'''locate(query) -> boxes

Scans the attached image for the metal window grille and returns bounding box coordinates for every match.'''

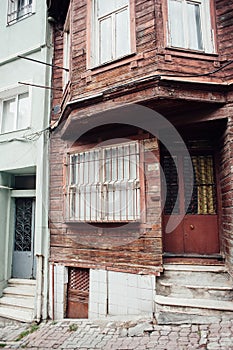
[14,198,33,251]
[8,0,33,24]
[185,155,216,215]
[163,155,179,215]
[66,141,140,222]
[163,153,216,215]
[69,268,89,292]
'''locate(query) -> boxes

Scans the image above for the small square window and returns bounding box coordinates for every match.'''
[167,0,214,53]
[90,0,132,67]
[7,0,33,24]
[0,92,30,134]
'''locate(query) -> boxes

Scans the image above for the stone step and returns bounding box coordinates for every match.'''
[0,296,34,310]
[155,295,233,324]
[159,280,233,290]
[163,264,227,272]
[8,278,36,287]
[156,265,233,324]
[0,306,34,323]
[157,281,233,301]
[3,286,35,298]
[155,295,233,311]
[160,270,232,287]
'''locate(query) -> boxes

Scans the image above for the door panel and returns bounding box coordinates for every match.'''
[163,215,184,253]
[67,267,89,318]
[162,152,219,255]
[12,198,35,279]
[184,215,219,254]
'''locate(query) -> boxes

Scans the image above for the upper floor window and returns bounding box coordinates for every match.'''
[91,0,132,67]
[167,0,214,53]
[0,91,30,134]
[65,141,140,222]
[63,9,71,90]
[7,0,33,24]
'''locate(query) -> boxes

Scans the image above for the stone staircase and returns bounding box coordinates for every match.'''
[0,279,36,323]
[155,264,233,324]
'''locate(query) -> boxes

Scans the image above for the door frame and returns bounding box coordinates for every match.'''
[161,147,221,257]
[11,189,36,279]
[67,267,90,318]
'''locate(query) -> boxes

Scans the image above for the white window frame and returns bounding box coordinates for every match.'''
[167,0,215,53]
[91,0,131,67]
[0,86,31,134]
[7,0,35,25]
[65,141,141,223]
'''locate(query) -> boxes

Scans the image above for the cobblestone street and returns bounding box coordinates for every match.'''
[1,317,233,350]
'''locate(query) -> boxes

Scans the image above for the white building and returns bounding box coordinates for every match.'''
[0,0,52,322]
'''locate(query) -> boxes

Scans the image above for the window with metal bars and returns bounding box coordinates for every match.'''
[162,155,179,215]
[7,0,33,24]
[185,155,217,215]
[68,268,89,293]
[65,141,140,222]
[162,153,216,215]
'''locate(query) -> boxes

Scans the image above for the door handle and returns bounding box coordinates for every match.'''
[190,225,195,230]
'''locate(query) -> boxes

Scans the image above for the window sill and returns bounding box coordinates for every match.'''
[7,12,35,26]
[0,126,31,137]
[159,47,219,61]
[64,221,141,228]
[83,52,143,79]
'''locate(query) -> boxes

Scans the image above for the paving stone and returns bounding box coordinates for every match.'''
[2,316,233,350]
[128,322,152,337]
[207,343,221,349]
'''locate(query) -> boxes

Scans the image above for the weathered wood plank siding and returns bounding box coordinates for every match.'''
[49,0,233,273]
[219,106,233,275]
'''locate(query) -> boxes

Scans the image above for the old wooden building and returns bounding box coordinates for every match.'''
[48,0,233,323]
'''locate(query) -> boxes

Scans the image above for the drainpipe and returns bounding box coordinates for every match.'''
[52,263,55,320]
[106,270,109,316]
[36,254,43,323]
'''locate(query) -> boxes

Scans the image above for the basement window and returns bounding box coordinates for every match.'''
[65,141,140,222]
[167,0,214,53]
[7,0,33,24]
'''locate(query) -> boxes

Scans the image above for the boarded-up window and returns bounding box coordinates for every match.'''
[65,141,140,222]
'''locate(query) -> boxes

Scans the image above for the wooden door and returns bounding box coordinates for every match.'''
[162,153,219,255]
[67,267,89,318]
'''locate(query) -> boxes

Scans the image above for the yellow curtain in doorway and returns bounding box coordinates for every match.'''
[192,155,216,215]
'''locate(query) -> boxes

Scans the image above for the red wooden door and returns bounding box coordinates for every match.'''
[67,267,89,318]
[162,153,219,255]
